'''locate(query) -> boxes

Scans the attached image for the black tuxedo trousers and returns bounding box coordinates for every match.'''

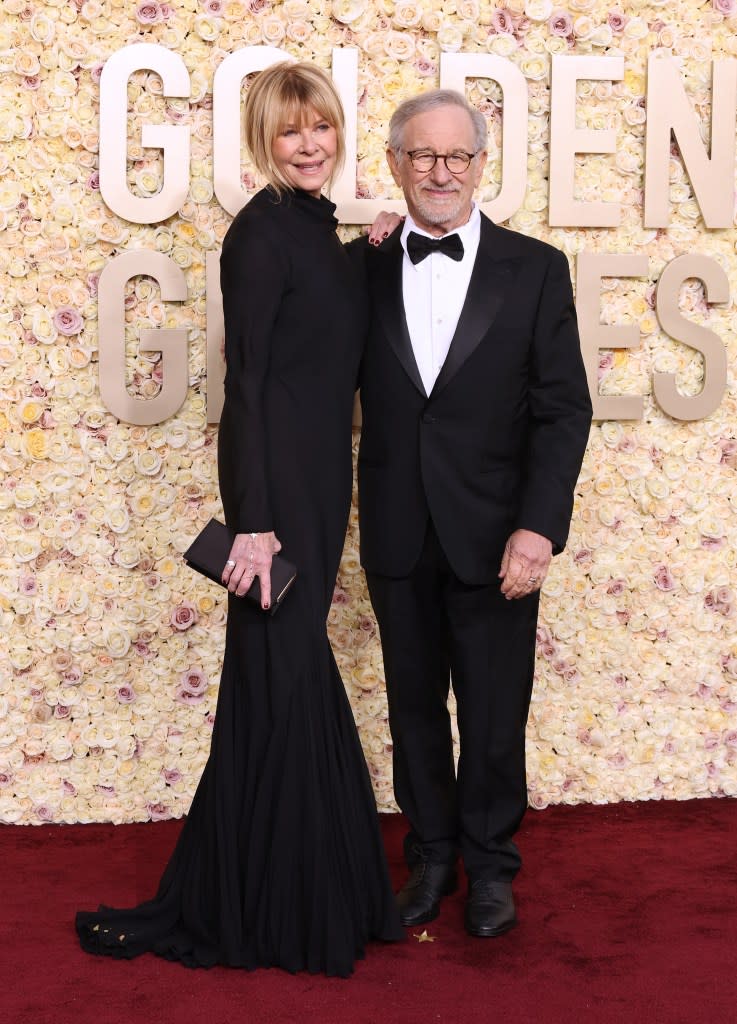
[352,218,592,879]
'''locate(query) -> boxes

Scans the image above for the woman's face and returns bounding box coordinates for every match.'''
[271,106,338,197]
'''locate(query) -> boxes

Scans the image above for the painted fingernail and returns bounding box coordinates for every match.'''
[382,232,388,238]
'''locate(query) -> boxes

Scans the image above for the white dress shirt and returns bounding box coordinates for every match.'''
[400,204,481,395]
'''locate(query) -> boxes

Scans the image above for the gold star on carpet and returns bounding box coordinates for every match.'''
[413,929,436,943]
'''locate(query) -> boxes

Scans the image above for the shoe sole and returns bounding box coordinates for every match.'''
[465,916,518,938]
[399,905,441,928]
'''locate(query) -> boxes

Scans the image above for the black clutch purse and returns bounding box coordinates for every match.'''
[183,518,296,615]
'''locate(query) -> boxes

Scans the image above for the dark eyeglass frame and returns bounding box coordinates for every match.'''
[405,149,478,174]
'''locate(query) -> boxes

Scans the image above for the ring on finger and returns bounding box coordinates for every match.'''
[225,559,236,568]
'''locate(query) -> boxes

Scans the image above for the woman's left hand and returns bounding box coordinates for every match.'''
[222,530,282,609]
[367,211,403,246]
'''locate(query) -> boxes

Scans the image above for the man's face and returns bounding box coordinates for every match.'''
[387,105,487,236]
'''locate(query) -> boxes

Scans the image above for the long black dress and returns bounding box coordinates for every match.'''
[76,188,403,977]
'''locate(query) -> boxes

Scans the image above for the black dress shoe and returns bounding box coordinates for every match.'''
[396,862,458,927]
[464,880,517,937]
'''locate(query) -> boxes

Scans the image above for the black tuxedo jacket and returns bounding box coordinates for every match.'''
[351,214,593,585]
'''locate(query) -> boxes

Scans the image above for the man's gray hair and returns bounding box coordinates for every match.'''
[388,89,488,156]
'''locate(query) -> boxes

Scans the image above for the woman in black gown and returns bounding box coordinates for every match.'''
[76,62,403,977]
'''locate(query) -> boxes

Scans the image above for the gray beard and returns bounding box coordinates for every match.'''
[414,191,464,228]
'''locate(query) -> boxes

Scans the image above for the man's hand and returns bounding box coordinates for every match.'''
[221,531,282,609]
[498,529,552,600]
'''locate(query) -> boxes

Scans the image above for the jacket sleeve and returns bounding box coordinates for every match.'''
[515,247,593,553]
[219,216,288,533]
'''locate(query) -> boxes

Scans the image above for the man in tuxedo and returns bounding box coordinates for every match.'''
[355,90,592,937]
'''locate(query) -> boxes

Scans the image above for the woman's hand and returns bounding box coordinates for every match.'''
[221,531,282,609]
[367,211,403,246]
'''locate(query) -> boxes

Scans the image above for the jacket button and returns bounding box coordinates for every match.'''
[421,412,436,424]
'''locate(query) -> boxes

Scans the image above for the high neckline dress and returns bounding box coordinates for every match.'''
[76,188,403,977]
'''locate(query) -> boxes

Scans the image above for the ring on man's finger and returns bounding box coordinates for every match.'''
[225,559,236,568]
[528,577,538,585]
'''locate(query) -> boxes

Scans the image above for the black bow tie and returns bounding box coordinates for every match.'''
[406,231,464,265]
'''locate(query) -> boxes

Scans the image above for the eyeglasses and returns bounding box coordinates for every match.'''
[405,149,478,174]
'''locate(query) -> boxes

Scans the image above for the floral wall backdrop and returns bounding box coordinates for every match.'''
[1,0,736,825]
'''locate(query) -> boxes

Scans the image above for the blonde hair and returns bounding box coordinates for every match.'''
[243,62,346,195]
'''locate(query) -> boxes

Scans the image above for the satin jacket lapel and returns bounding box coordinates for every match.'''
[373,234,427,399]
[430,217,518,399]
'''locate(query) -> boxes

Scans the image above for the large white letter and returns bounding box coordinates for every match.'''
[331,48,404,221]
[654,255,729,420]
[441,54,528,222]
[644,56,737,228]
[213,46,292,217]
[575,253,649,421]
[206,251,225,425]
[549,55,624,227]
[99,44,190,224]
[98,252,188,425]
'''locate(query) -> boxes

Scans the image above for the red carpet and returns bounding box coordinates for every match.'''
[2,799,736,1024]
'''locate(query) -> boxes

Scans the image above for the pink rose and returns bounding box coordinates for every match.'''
[653,564,675,591]
[713,0,737,15]
[54,705,72,719]
[136,1,163,24]
[170,602,198,630]
[53,306,84,336]
[162,768,182,784]
[62,780,76,795]
[548,9,573,36]
[34,804,54,822]
[179,667,208,693]
[19,575,38,595]
[204,0,223,13]
[147,802,171,821]
[175,668,208,705]
[491,8,515,33]
[117,685,137,703]
[414,58,437,78]
[607,9,628,31]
